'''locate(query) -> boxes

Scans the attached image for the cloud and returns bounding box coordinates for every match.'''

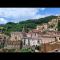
[55,14,60,16]
[0,18,7,24]
[0,8,46,23]
[40,8,45,10]
[32,14,52,19]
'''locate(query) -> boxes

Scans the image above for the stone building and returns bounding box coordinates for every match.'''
[10,32,24,41]
[0,33,9,49]
[22,29,42,48]
[22,28,60,52]
[36,23,48,32]
[36,16,60,32]
[4,32,26,49]
[1,16,60,52]
[4,40,22,49]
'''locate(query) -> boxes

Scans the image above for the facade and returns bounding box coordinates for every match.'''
[4,40,22,49]
[4,32,26,49]
[10,32,24,41]
[0,34,9,48]
[36,23,48,32]
[22,37,41,47]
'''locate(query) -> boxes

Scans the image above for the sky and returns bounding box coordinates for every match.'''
[0,8,60,24]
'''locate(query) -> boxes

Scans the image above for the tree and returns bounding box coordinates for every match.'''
[1,15,57,33]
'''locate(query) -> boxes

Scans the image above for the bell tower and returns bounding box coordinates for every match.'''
[22,26,25,32]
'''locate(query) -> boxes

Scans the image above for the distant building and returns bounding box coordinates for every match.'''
[4,40,22,49]
[0,34,9,48]
[1,16,60,52]
[10,32,26,41]
[4,31,26,49]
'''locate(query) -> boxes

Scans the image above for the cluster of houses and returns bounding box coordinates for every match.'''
[0,16,60,52]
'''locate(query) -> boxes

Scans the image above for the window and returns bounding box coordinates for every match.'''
[0,38,2,39]
[35,33,36,36]
[55,29,56,30]
[4,37,6,39]
[24,39,25,45]
[31,34,32,37]
[59,38,60,40]
[15,36,17,39]
[38,40,39,43]
[55,49,58,52]
[37,40,40,44]
[55,37,57,41]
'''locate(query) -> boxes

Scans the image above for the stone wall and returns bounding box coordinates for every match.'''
[4,40,22,49]
[40,42,60,52]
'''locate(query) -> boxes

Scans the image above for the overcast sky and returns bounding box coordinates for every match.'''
[0,8,60,24]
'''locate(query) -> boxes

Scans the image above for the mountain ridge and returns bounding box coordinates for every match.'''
[0,15,58,35]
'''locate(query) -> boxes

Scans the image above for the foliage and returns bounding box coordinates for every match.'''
[0,15,57,35]
[20,48,33,52]
[0,45,4,48]
[2,49,16,52]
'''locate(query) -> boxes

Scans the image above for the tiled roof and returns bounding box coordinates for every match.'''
[11,32,27,37]
[11,32,22,34]
[32,29,41,33]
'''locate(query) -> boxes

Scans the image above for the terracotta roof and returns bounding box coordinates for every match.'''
[11,32,27,37]
[40,35,55,38]
[27,29,41,35]
[11,32,22,34]
[47,31,60,35]
[32,29,41,33]
[23,37,41,40]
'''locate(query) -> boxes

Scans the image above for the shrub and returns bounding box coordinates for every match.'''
[20,48,32,52]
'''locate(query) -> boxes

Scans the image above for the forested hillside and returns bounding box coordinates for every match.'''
[0,15,57,35]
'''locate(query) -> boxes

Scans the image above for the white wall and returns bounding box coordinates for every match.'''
[30,40,40,46]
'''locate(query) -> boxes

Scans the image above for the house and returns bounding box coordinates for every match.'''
[39,31,60,52]
[4,32,26,49]
[4,40,22,49]
[0,33,9,49]
[22,30,42,48]
[22,29,60,52]
[22,37,41,47]
[10,32,26,41]
[36,25,44,31]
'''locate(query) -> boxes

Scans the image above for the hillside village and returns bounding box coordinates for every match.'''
[0,16,60,52]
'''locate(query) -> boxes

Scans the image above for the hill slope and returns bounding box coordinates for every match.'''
[0,15,57,35]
